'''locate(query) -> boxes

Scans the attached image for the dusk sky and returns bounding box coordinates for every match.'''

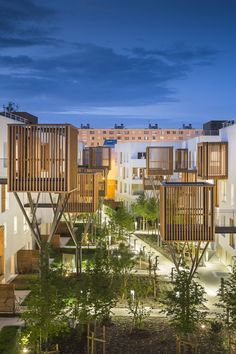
[0,0,235,128]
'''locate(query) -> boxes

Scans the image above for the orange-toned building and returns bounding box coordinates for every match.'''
[78,126,203,147]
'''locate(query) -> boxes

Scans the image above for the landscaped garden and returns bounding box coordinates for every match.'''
[1,201,236,353]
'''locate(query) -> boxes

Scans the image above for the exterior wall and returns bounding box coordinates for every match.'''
[186,128,236,266]
[115,141,182,208]
[0,114,32,282]
[78,128,203,147]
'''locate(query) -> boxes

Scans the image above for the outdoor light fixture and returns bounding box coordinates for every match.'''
[130,289,135,300]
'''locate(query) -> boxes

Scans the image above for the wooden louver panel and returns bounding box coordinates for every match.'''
[175,149,188,172]
[66,172,99,213]
[160,182,214,242]
[78,166,107,197]
[83,147,111,170]
[146,147,173,176]
[197,142,228,179]
[8,124,78,192]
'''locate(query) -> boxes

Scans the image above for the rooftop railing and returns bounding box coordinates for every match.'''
[1,111,29,124]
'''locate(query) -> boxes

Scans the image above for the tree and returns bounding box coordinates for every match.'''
[21,264,69,352]
[106,205,135,240]
[161,270,207,336]
[132,195,159,232]
[131,194,148,230]
[85,245,119,324]
[216,261,236,350]
[111,242,136,299]
[127,275,151,331]
[3,101,19,113]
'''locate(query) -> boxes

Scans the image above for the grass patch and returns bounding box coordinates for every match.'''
[0,326,19,353]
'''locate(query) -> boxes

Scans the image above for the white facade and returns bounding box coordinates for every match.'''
[115,141,182,208]
[115,125,236,266]
[0,114,32,282]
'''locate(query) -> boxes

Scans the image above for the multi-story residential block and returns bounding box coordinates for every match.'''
[114,121,236,266]
[115,142,182,208]
[78,124,203,147]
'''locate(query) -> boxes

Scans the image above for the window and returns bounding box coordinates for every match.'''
[90,131,95,134]
[137,152,146,159]
[14,216,18,234]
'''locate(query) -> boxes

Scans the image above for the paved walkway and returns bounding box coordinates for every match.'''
[130,233,230,311]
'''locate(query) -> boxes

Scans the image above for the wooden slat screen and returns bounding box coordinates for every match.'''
[175,149,188,172]
[0,284,15,313]
[146,147,173,176]
[160,182,214,242]
[66,172,99,213]
[17,249,39,274]
[8,124,78,192]
[82,147,111,169]
[78,166,107,197]
[197,142,228,179]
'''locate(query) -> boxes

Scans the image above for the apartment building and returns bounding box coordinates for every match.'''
[115,141,182,208]
[115,121,236,266]
[78,125,203,147]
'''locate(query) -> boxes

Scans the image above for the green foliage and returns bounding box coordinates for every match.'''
[127,276,152,330]
[105,205,135,239]
[161,270,207,335]
[131,195,159,230]
[21,264,69,350]
[85,245,120,324]
[111,242,135,275]
[216,262,236,330]
[0,326,19,354]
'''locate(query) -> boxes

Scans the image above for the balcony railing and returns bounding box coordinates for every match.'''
[214,209,236,234]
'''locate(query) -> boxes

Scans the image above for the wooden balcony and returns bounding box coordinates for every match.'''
[66,172,100,213]
[197,142,228,179]
[179,171,197,183]
[160,182,214,242]
[83,146,111,170]
[78,166,107,197]
[174,149,189,172]
[146,147,173,176]
[8,124,78,192]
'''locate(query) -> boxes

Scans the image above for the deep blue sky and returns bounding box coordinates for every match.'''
[0,0,235,128]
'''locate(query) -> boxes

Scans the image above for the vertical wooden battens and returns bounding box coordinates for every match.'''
[160,182,214,242]
[146,146,173,176]
[8,124,78,192]
[197,142,228,179]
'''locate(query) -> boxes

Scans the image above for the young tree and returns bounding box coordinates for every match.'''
[161,270,207,336]
[21,264,69,352]
[216,261,236,350]
[127,276,152,331]
[85,245,119,324]
[111,242,136,299]
[131,194,148,230]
